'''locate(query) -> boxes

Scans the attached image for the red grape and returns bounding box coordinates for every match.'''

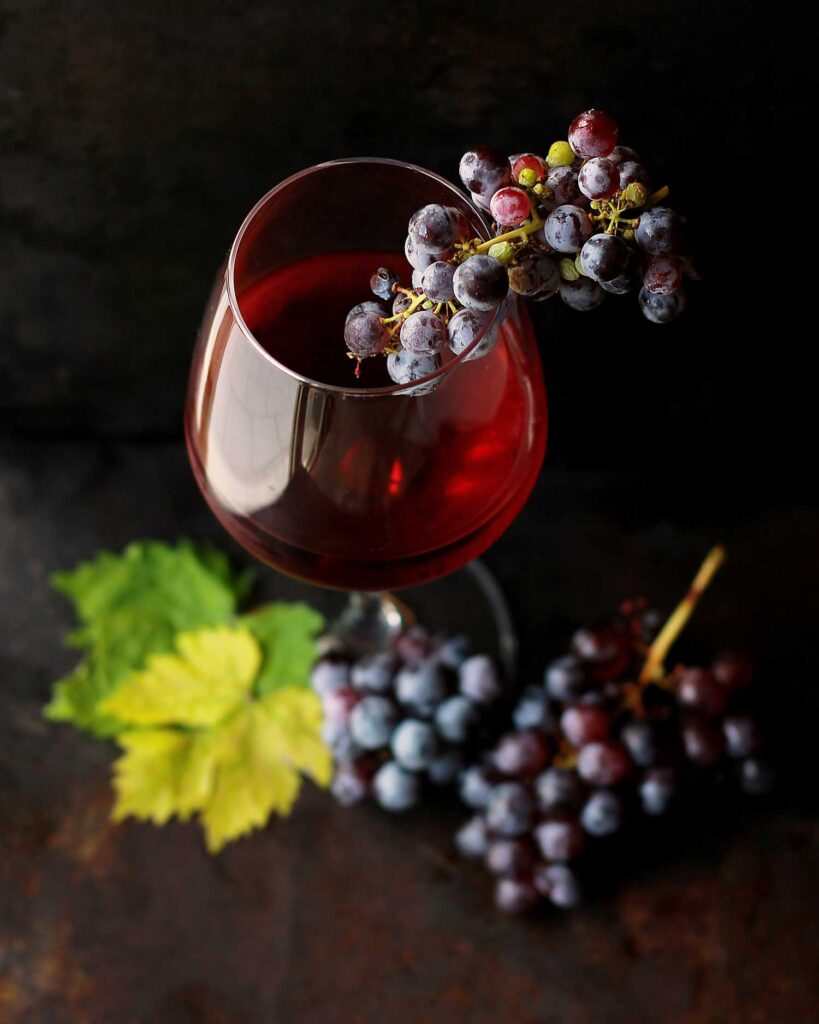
[568,109,619,159]
[489,186,532,227]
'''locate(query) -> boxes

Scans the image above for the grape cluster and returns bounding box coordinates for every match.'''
[311,627,507,812]
[343,108,696,383]
[454,605,773,914]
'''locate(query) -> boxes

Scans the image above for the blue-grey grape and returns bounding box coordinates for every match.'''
[400,310,447,354]
[453,255,508,312]
[543,205,594,252]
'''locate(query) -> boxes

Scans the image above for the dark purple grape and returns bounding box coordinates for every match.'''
[447,308,496,361]
[534,818,585,862]
[351,651,395,693]
[344,310,390,359]
[492,730,551,778]
[512,686,556,732]
[485,782,536,837]
[533,863,582,908]
[544,165,582,208]
[386,350,441,394]
[608,145,640,166]
[559,276,606,311]
[639,767,677,815]
[349,695,397,750]
[435,695,478,743]
[508,252,560,299]
[310,657,351,697]
[326,729,361,763]
[420,261,456,302]
[436,634,471,669]
[577,740,631,786]
[580,789,623,836]
[405,234,449,271]
[459,655,502,704]
[577,157,620,200]
[639,285,685,323]
[535,767,585,812]
[469,190,492,213]
[458,146,511,197]
[620,720,658,768]
[395,626,432,665]
[400,310,447,354]
[676,667,727,717]
[643,255,683,294]
[618,161,651,190]
[485,837,536,878]
[408,204,458,254]
[427,746,466,785]
[495,877,540,914]
[723,716,761,759]
[543,205,594,252]
[456,815,489,859]
[572,624,631,680]
[561,705,611,747]
[711,651,754,694]
[579,234,631,283]
[345,300,388,325]
[331,763,370,806]
[681,715,724,766]
[459,765,496,810]
[740,758,775,795]
[411,268,425,290]
[599,250,641,295]
[453,255,508,312]
[634,206,684,255]
[370,266,399,301]
[544,655,587,701]
[372,761,420,812]
[391,719,439,771]
[395,661,447,716]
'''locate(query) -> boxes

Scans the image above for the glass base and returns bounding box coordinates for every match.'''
[257,560,517,679]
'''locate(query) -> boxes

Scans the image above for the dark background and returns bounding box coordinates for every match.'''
[2,3,818,1023]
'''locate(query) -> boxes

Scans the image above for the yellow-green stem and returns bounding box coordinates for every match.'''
[639,545,726,684]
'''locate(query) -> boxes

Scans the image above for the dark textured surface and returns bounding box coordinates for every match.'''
[0,0,812,494]
[2,3,818,1021]
[1,440,818,1023]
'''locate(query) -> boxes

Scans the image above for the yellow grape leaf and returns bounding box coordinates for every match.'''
[100,626,261,728]
[111,729,208,825]
[201,688,331,853]
[110,686,331,853]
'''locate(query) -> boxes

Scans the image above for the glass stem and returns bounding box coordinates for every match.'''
[328,591,409,655]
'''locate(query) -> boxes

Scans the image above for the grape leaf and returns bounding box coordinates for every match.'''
[105,625,330,851]
[46,541,247,735]
[240,602,325,696]
[100,626,261,727]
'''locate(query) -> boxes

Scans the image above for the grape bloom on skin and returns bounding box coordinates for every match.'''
[343,108,695,384]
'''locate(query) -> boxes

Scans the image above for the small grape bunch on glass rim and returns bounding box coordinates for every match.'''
[343,203,508,393]
[344,108,697,387]
[461,109,695,322]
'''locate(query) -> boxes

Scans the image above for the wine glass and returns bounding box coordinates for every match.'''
[185,159,547,666]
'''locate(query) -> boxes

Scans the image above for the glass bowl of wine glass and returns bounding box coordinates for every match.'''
[185,158,547,666]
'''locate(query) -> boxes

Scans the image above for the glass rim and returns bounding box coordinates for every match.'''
[225,156,506,397]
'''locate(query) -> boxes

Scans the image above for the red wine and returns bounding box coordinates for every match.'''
[186,251,547,590]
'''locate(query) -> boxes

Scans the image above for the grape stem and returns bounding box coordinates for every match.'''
[639,545,726,684]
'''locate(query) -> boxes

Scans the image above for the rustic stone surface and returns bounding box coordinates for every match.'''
[1,440,818,1023]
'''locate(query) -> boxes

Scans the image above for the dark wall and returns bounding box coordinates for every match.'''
[0,1,811,494]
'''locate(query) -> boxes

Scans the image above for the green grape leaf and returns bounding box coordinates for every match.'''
[46,540,246,734]
[240,602,325,696]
